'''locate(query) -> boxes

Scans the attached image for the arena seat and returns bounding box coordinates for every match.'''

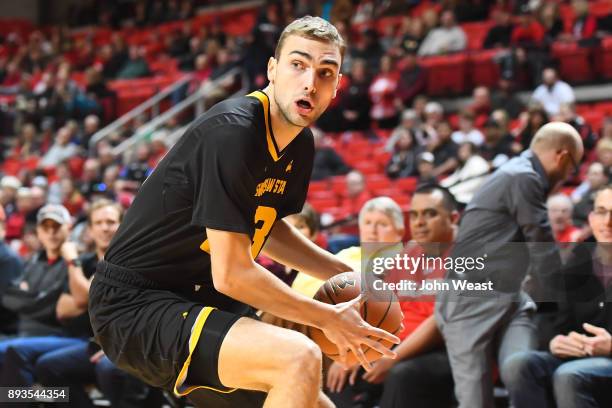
[420,54,468,96]
[389,193,412,210]
[331,175,348,196]
[366,174,392,192]
[352,160,381,175]
[468,49,502,88]
[596,37,612,80]
[395,177,419,193]
[309,197,339,213]
[581,111,605,132]
[308,180,330,193]
[307,190,337,202]
[462,21,493,51]
[551,41,593,84]
[372,187,397,197]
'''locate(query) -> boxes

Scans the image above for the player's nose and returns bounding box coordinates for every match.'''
[303,70,316,94]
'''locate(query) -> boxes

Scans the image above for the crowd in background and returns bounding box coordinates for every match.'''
[0,0,612,406]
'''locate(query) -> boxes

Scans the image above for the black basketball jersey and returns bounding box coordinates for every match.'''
[105,90,314,292]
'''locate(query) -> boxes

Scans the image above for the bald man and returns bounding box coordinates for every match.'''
[435,122,584,408]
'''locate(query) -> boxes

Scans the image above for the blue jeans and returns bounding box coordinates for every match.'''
[503,350,612,408]
[0,336,85,383]
[35,342,151,408]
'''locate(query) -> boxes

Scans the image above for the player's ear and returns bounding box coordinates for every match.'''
[267,57,277,83]
[332,73,342,99]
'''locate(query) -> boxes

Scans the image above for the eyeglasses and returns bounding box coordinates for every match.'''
[592,208,612,218]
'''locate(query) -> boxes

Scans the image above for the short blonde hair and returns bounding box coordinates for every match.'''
[275,16,346,60]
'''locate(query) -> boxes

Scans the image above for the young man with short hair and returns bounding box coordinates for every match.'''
[89,16,398,408]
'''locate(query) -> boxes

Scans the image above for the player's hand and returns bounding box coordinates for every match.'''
[362,356,395,384]
[582,323,612,357]
[326,362,359,393]
[549,334,587,358]
[320,295,399,372]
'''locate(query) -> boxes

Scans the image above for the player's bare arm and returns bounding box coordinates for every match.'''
[206,227,399,369]
[262,218,351,281]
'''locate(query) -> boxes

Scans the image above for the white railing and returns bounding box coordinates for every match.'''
[111,67,245,159]
[87,74,193,152]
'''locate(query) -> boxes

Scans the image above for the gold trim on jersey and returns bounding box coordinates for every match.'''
[173,306,238,396]
[247,90,282,162]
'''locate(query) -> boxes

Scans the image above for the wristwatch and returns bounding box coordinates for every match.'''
[68,258,83,268]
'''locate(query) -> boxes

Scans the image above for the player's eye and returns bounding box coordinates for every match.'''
[319,69,333,78]
[291,61,304,70]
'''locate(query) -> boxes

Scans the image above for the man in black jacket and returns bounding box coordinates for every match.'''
[0,204,72,367]
[503,185,612,408]
[1,199,155,407]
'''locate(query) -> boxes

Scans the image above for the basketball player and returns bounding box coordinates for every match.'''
[89,16,399,408]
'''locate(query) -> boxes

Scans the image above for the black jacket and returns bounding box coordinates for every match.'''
[554,244,612,336]
[2,251,68,336]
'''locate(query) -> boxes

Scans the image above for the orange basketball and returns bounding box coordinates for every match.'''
[307,272,403,366]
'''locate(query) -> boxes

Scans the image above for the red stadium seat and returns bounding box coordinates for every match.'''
[331,176,348,196]
[323,206,354,223]
[353,161,381,175]
[1,158,21,176]
[468,49,502,88]
[395,177,418,193]
[366,175,392,192]
[389,194,412,210]
[68,156,86,179]
[596,37,612,80]
[308,180,330,193]
[372,187,397,197]
[591,1,612,18]
[551,42,593,84]
[462,21,493,51]
[307,190,337,202]
[581,111,605,133]
[23,156,39,171]
[420,54,469,96]
[309,197,339,213]
[375,151,392,168]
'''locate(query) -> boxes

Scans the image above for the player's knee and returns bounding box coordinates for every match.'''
[276,333,322,379]
[293,337,322,371]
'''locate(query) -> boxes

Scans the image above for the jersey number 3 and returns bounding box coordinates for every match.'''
[200,206,277,258]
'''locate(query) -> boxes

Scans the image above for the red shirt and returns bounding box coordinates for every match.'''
[511,22,544,46]
[555,225,581,243]
[567,15,597,40]
[387,243,451,340]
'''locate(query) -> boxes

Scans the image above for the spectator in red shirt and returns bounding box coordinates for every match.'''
[469,86,492,128]
[511,8,545,47]
[560,0,598,44]
[547,194,582,243]
[5,188,36,241]
[344,170,372,216]
[369,55,400,129]
[327,185,460,408]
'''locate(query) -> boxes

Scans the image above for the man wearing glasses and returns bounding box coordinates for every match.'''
[435,122,584,408]
[503,185,612,408]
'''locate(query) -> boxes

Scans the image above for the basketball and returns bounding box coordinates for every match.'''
[307,272,403,366]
